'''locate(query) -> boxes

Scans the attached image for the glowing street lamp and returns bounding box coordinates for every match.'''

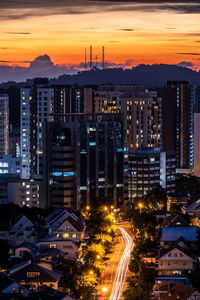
[86,205,90,211]
[138,202,143,213]
[89,270,94,275]
[96,255,100,259]
[104,206,108,211]
[102,286,108,293]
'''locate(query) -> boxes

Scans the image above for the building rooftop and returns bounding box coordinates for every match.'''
[161,283,200,300]
[11,263,60,283]
[161,226,197,242]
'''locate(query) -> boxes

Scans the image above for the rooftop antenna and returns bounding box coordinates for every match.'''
[84,48,87,70]
[102,46,105,69]
[90,45,93,69]
[96,55,98,68]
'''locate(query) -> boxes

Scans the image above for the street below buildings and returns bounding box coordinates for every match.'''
[96,225,133,300]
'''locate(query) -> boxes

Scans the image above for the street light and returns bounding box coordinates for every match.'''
[96,255,100,259]
[138,202,143,213]
[104,206,108,211]
[86,205,90,211]
[102,286,108,293]
[89,270,94,275]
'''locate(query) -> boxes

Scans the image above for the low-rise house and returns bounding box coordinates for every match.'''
[167,192,190,211]
[37,234,81,259]
[35,286,74,299]
[9,215,37,247]
[0,276,30,297]
[10,262,61,290]
[161,283,200,299]
[162,214,188,228]
[46,209,86,242]
[37,247,62,263]
[158,245,197,276]
[142,249,158,264]
[160,226,197,249]
[13,243,39,260]
[182,199,200,221]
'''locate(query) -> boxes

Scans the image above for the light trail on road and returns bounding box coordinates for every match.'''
[109,227,133,300]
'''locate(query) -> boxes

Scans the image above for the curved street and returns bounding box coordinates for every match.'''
[109,227,134,300]
[96,226,133,299]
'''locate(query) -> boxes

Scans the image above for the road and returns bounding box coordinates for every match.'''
[96,226,133,300]
[109,227,134,300]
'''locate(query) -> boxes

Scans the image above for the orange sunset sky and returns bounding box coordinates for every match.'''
[1,0,200,70]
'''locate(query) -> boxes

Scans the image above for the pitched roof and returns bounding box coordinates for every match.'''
[161,283,200,300]
[161,227,197,242]
[162,214,188,227]
[0,276,16,291]
[11,263,60,283]
[16,242,39,253]
[185,199,200,211]
[46,209,85,232]
[35,286,74,300]
[159,245,196,260]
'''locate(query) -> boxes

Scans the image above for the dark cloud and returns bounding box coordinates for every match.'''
[0,1,200,21]
[177,52,200,55]
[177,61,194,67]
[118,28,135,31]
[4,32,31,35]
[0,54,77,83]
[0,60,31,63]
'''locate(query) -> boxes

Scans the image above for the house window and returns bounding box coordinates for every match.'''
[72,234,77,238]
[174,253,177,257]
[168,253,172,257]
[63,233,69,239]
[49,244,56,249]
[27,272,40,277]
[180,253,183,257]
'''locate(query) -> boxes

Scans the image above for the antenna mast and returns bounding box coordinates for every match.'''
[90,46,93,69]
[102,46,105,69]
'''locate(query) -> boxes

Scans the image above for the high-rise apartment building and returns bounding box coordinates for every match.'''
[20,82,84,180]
[20,81,54,179]
[128,147,176,201]
[84,84,162,151]
[163,81,195,169]
[45,113,128,209]
[0,94,9,156]
[194,113,200,177]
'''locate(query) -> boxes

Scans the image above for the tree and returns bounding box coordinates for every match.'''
[74,272,98,299]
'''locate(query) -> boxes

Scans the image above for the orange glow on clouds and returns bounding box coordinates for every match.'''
[0,3,200,70]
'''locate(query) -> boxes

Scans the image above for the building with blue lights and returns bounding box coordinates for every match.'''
[128,147,176,200]
[46,113,128,209]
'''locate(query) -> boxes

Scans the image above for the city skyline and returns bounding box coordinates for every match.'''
[1,0,200,72]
